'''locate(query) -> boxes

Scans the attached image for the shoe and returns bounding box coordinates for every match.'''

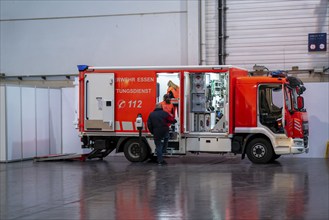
[158,160,168,166]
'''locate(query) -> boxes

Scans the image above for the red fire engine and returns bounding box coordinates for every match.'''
[77,65,309,164]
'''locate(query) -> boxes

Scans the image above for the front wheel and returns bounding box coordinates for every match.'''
[270,153,281,162]
[123,139,149,162]
[246,138,274,164]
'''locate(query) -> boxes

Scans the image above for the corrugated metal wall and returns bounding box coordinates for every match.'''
[225,0,329,71]
[205,0,219,65]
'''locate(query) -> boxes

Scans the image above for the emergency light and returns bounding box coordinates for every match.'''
[270,70,286,77]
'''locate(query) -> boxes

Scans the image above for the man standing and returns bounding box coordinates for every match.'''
[160,94,174,116]
[167,80,180,99]
[160,94,175,154]
[147,103,176,165]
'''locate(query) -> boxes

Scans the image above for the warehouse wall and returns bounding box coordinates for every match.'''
[225,0,329,71]
[0,1,199,76]
[1,0,328,72]
[0,86,6,161]
[61,87,83,155]
[205,0,219,65]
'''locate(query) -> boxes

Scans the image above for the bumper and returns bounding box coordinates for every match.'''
[290,138,309,154]
[274,138,309,155]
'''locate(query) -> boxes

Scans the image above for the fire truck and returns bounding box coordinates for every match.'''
[77,65,309,164]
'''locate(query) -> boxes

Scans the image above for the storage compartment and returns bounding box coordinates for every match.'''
[84,73,115,131]
[186,72,229,133]
[186,137,231,152]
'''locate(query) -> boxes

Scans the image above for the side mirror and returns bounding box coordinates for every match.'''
[297,96,304,109]
[296,85,306,95]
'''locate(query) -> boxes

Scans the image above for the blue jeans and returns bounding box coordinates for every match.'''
[154,137,165,163]
[163,131,169,153]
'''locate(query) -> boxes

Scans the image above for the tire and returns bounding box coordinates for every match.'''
[246,138,274,164]
[123,139,149,162]
[270,154,281,162]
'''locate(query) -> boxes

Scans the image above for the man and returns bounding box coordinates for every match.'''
[160,94,175,154]
[160,94,174,116]
[147,103,176,165]
[167,80,180,99]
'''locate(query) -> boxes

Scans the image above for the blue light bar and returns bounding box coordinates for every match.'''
[77,65,88,71]
[271,70,286,77]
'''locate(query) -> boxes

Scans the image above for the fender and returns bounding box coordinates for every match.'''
[241,134,253,159]
[115,136,149,153]
[236,127,275,159]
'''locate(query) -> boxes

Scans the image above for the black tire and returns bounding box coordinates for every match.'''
[123,139,149,162]
[246,138,274,164]
[148,154,157,162]
[270,154,281,162]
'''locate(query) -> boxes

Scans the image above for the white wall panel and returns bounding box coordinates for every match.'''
[226,0,329,71]
[62,88,83,154]
[0,86,6,161]
[36,88,49,156]
[0,1,185,20]
[49,89,62,154]
[21,87,36,159]
[295,82,329,158]
[6,86,22,161]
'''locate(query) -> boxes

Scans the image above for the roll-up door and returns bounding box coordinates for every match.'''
[225,0,329,71]
[205,0,219,65]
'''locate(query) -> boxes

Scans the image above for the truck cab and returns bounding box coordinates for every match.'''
[232,73,309,163]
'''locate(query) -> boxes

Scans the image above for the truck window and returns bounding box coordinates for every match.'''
[284,87,293,112]
[259,84,283,133]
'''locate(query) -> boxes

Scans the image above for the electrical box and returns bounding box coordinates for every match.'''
[191,73,207,113]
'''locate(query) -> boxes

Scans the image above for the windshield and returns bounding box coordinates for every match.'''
[285,86,305,112]
[285,76,306,112]
[284,87,292,111]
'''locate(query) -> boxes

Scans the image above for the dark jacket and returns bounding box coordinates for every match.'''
[147,108,176,139]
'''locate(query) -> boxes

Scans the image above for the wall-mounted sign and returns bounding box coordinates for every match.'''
[308,33,327,52]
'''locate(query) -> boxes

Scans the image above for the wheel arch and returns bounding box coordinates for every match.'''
[116,137,151,153]
[242,133,273,158]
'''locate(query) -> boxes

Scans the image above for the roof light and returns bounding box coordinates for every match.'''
[271,70,286,77]
[77,65,88,71]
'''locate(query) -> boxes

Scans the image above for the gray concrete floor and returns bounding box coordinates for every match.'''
[0,155,328,220]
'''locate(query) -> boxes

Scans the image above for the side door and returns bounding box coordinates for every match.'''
[84,73,115,131]
[258,84,284,133]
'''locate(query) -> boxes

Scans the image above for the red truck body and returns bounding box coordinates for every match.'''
[77,65,309,163]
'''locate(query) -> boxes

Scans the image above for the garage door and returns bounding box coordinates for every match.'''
[225,0,329,71]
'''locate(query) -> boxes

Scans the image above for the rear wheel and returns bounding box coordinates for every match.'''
[246,138,274,164]
[123,139,149,162]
